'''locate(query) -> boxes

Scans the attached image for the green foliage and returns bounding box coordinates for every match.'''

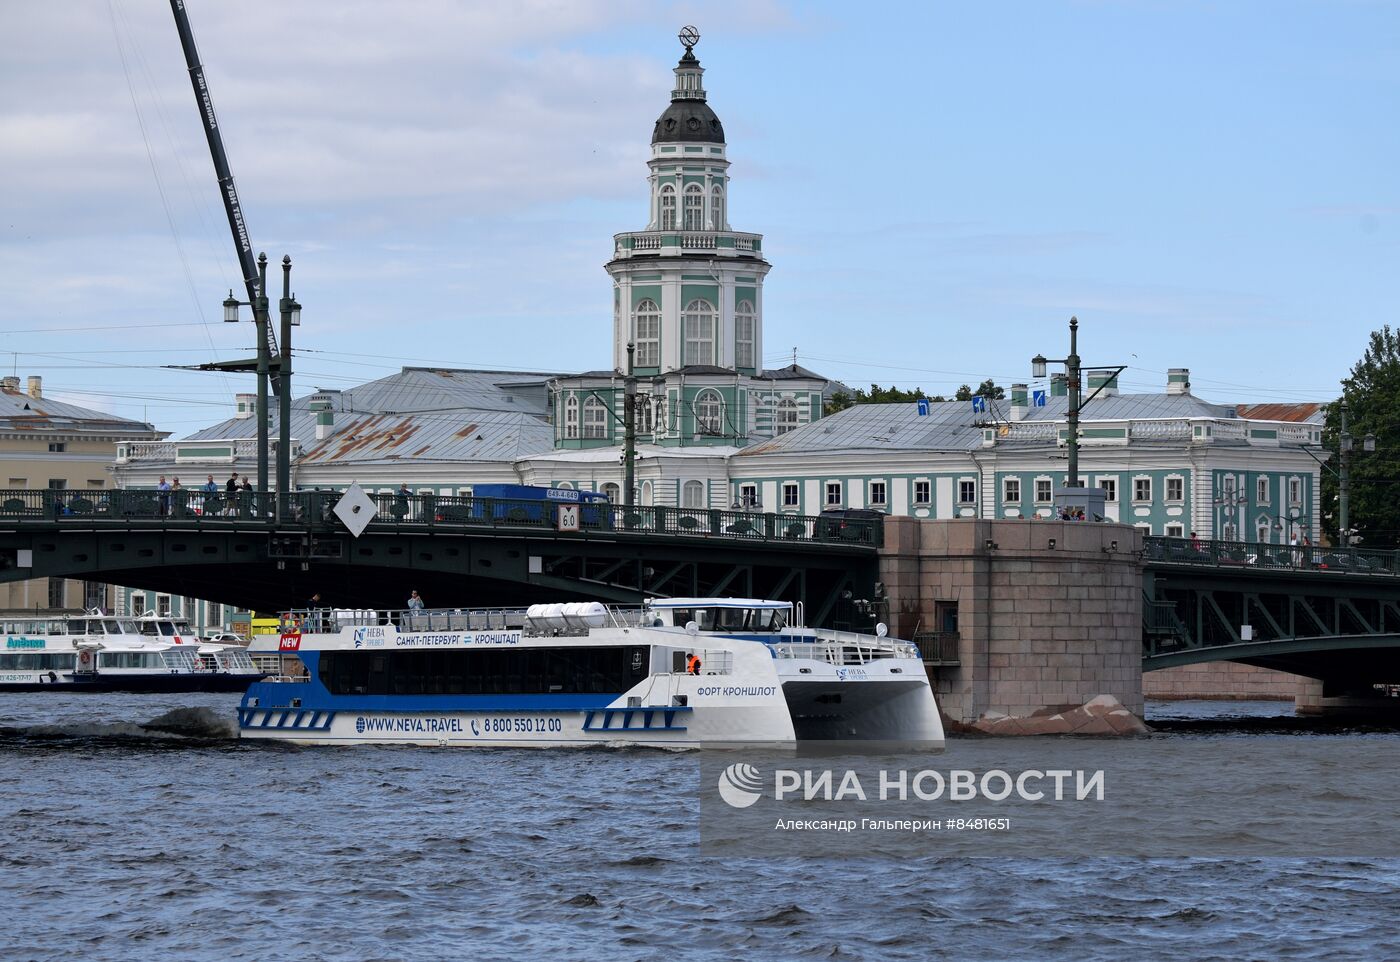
[824,379,1004,414]
[825,384,945,415]
[1322,325,1400,547]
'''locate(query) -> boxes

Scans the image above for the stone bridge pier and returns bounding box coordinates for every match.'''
[878,517,1145,726]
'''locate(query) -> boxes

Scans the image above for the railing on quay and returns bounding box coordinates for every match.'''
[1143,535,1400,577]
[0,488,883,549]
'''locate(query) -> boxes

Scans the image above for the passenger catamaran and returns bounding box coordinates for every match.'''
[0,611,263,692]
[240,598,944,749]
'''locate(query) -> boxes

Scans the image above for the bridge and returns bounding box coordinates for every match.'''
[1142,535,1400,698]
[0,489,882,627]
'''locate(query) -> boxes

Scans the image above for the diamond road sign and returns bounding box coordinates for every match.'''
[333,482,378,538]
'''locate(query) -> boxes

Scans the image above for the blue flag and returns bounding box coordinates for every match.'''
[971,396,987,413]
[1032,390,1047,407]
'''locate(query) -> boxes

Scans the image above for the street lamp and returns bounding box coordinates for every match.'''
[216,252,301,519]
[1338,402,1377,547]
[1029,316,1126,499]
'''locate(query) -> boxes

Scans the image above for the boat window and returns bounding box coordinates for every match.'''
[159,622,176,637]
[318,645,651,697]
[98,651,170,669]
[713,608,755,630]
[138,621,161,636]
[102,620,122,635]
[0,652,76,670]
[47,621,66,635]
[175,622,195,636]
[118,620,140,634]
[88,621,107,635]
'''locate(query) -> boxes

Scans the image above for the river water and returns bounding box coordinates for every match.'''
[2,693,1398,961]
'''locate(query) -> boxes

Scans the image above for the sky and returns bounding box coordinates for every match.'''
[1,1,1397,437]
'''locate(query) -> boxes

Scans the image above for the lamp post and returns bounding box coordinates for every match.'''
[222,253,300,518]
[222,252,272,496]
[1031,316,1125,496]
[277,256,301,520]
[623,343,636,508]
[1337,402,1376,547]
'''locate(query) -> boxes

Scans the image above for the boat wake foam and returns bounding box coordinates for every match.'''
[0,707,239,747]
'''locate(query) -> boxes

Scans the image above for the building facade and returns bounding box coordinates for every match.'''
[0,375,163,614]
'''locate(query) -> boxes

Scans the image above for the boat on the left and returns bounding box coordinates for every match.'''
[0,611,264,692]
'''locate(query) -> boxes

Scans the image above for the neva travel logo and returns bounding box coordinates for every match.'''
[717,763,764,809]
[355,716,367,734]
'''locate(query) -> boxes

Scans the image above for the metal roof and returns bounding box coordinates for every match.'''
[1235,402,1326,424]
[183,368,559,464]
[0,384,157,437]
[737,392,1273,457]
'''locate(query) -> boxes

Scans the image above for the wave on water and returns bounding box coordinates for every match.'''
[0,706,238,747]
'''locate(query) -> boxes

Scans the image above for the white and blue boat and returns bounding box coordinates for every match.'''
[239,598,944,749]
[0,612,263,693]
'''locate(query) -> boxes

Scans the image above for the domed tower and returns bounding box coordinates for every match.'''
[549,28,825,460]
[606,26,770,379]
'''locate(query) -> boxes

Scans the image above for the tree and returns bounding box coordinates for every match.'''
[824,383,946,415]
[954,379,1004,402]
[1322,325,1400,547]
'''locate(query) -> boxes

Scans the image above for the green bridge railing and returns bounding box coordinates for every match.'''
[0,488,882,549]
[1143,535,1400,577]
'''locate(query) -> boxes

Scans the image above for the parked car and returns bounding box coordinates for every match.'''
[816,507,885,541]
[1313,552,1381,573]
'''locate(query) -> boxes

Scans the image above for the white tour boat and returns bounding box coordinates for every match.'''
[239,598,944,749]
[0,611,263,693]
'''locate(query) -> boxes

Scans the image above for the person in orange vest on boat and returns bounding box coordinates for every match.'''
[686,652,702,675]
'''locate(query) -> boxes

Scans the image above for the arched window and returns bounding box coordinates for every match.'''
[683,184,704,231]
[582,396,608,439]
[776,397,798,435]
[694,388,724,436]
[682,299,715,366]
[641,480,654,506]
[682,480,705,508]
[563,395,579,439]
[734,299,755,369]
[1257,522,1271,544]
[556,481,574,490]
[711,186,724,230]
[659,185,676,230]
[653,396,669,434]
[637,398,654,435]
[600,482,620,503]
[633,299,660,368]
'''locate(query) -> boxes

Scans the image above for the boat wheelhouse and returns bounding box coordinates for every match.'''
[240,598,943,749]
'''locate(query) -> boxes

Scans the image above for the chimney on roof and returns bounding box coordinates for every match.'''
[310,390,339,440]
[1166,368,1191,396]
[234,393,254,420]
[1087,369,1118,398]
[1050,373,1068,397]
[1,376,18,392]
[26,376,41,399]
[1010,383,1028,421]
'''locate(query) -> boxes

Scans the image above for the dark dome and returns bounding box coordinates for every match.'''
[651,99,725,145]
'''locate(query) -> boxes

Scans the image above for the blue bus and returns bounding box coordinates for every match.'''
[468,484,611,526]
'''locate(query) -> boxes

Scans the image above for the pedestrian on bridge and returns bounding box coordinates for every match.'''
[157,475,171,517]
[226,472,239,516]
